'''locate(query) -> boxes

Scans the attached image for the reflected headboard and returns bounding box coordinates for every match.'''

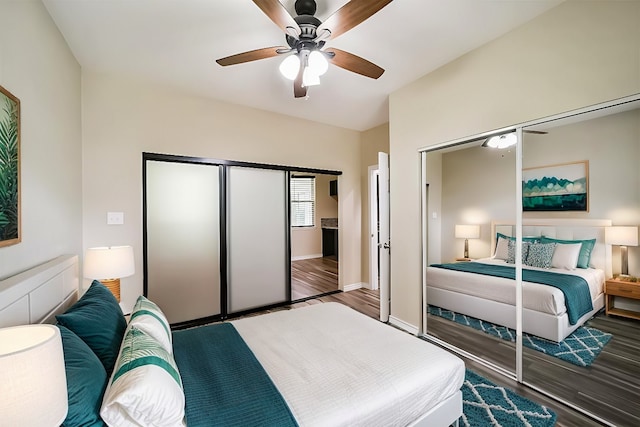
[491,219,612,278]
[0,255,79,327]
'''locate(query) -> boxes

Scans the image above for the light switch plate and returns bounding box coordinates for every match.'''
[107,212,124,225]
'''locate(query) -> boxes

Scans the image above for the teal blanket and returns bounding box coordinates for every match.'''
[173,323,298,427]
[430,263,593,325]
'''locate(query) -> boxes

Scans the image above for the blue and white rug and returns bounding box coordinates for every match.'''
[461,369,557,427]
[428,305,612,367]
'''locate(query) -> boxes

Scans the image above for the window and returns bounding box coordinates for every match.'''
[291,176,315,227]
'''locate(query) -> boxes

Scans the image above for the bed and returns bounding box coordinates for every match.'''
[0,254,465,427]
[426,219,611,343]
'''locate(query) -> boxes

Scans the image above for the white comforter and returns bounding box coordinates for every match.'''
[427,258,605,316]
[231,302,465,427]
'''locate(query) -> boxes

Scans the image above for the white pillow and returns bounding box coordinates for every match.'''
[551,243,582,270]
[128,295,173,354]
[494,236,509,260]
[101,327,185,427]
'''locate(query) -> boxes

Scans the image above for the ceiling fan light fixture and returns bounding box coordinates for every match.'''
[302,66,321,87]
[279,54,300,80]
[484,133,517,149]
[308,50,328,76]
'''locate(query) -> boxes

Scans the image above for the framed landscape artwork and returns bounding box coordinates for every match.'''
[0,85,20,247]
[523,160,588,212]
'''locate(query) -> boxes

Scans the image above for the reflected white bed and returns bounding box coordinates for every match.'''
[1,255,465,427]
[427,219,611,342]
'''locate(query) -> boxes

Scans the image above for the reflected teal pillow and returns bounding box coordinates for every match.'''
[57,325,107,427]
[497,232,539,243]
[56,280,126,375]
[540,237,596,269]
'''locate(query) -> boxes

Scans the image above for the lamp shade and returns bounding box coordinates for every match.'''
[0,325,68,426]
[605,226,639,247]
[455,225,480,239]
[84,245,135,279]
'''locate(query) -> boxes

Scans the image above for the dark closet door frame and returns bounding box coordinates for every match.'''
[142,152,342,328]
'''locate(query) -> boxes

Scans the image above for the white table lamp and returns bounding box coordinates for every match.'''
[84,245,135,301]
[0,324,68,426]
[605,226,638,276]
[455,224,480,259]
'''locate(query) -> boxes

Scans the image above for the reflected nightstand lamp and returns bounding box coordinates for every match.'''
[0,324,68,427]
[84,245,135,302]
[605,226,638,276]
[455,224,480,260]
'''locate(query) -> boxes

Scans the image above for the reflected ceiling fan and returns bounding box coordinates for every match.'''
[482,130,548,149]
[216,0,394,98]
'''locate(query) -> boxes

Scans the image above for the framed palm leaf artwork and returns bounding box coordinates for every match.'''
[0,85,20,247]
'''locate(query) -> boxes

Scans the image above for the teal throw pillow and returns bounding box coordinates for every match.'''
[56,280,126,375]
[57,325,107,427]
[540,237,596,269]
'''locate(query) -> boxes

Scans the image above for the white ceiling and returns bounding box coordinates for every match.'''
[42,0,562,131]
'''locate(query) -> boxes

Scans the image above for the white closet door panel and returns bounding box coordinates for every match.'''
[228,167,288,313]
[146,161,221,324]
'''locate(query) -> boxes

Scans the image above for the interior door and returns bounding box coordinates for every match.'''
[145,160,221,324]
[378,152,390,322]
[227,166,289,313]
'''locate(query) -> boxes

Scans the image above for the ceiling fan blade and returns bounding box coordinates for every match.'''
[523,130,549,135]
[317,0,394,40]
[293,65,307,98]
[253,0,301,37]
[216,46,285,66]
[325,48,384,79]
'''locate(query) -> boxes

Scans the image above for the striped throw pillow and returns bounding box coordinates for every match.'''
[100,326,185,427]
[129,295,173,354]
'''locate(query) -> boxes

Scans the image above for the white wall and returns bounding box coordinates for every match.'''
[389,0,640,328]
[0,1,82,279]
[81,72,361,311]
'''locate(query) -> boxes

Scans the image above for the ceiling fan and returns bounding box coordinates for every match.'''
[216,0,394,98]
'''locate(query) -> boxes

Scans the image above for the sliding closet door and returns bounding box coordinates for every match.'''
[227,167,289,313]
[145,160,221,324]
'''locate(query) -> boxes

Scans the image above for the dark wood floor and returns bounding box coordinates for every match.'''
[427,309,640,427]
[286,289,621,427]
[291,256,338,300]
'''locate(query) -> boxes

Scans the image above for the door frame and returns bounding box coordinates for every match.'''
[368,165,380,291]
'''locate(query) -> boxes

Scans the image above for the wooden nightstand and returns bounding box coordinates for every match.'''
[605,278,640,320]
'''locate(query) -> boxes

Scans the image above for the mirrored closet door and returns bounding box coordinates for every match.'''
[421,94,640,427]
[520,97,640,427]
[422,136,520,376]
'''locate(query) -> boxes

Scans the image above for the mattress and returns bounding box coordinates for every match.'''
[231,302,465,427]
[427,258,605,316]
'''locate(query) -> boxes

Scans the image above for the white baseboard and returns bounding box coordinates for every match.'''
[389,315,419,335]
[291,254,323,261]
[343,282,364,292]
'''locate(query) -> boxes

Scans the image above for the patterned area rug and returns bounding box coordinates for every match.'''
[461,369,557,427]
[428,305,612,367]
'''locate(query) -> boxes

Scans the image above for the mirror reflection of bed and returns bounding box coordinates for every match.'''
[423,98,640,426]
[290,173,339,301]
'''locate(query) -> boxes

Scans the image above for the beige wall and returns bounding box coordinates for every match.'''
[360,123,390,285]
[389,1,640,328]
[0,1,82,279]
[291,174,338,259]
[81,72,361,310]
